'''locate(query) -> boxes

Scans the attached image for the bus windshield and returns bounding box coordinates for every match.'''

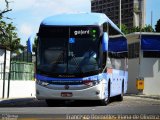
[37,26,100,74]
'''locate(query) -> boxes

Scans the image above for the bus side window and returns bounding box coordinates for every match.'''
[103,23,108,32]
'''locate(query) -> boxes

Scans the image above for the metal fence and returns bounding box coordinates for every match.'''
[12,50,32,62]
[10,61,34,80]
[0,62,34,81]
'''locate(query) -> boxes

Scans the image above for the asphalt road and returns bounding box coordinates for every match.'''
[0,96,160,119]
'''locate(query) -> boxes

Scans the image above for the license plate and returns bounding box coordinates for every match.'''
[61,92,72,97]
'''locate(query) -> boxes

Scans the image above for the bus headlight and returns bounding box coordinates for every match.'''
[36,80,49,86]
[82,80,100,86]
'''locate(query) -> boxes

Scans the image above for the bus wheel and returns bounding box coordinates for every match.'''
[101,81,110,106]
[46,99,63,107]
[116,81,124,101]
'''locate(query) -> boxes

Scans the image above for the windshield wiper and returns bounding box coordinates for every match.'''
[69,53,82,73]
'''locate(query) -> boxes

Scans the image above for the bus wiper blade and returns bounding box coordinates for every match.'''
[70,54,82,73]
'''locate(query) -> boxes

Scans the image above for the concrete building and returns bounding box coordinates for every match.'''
[91,0,146,30]
[126,32,160,95]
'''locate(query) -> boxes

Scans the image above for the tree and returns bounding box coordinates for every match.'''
[0,0,12,18]
[129,26,141,33]
[0,18,23,54]
[0,0,23,53]
[0,0,12,39]
[0,0,23,54]
[117,24,129,35]
[129,25,154,33]
[142,25,154,32]
[155,19,160,32]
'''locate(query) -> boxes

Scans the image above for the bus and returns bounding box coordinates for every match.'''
[36,13,128,106]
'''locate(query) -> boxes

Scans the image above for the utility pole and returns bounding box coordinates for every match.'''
[138,0,143,82]
[151,11,153,27]
[119,0,122,30]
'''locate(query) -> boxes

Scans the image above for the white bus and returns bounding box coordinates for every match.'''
[35,13,128,106]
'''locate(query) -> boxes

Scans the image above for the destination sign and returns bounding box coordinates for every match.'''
[38,26,69,37]
[70,26,100,38]
[38,26,100,38]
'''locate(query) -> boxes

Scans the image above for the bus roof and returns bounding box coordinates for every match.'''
[41,13,122,34]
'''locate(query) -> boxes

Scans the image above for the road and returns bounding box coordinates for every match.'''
[0,96,160,119]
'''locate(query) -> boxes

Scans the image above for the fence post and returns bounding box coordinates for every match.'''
[2,49,7,99]
[7,51,11,98]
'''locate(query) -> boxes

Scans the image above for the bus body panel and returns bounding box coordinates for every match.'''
[36,73,107,100]
[36,82,106,100]
[109,69,128,97]
[36,69,128,100]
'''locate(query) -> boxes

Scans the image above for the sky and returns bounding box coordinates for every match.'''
[1,0,91,45]
[1,0,160,46]
[146,0,160,28]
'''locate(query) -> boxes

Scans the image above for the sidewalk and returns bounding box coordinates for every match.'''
[125,94,160,100]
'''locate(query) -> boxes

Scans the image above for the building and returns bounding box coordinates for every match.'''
[91,0,146,30]
[126,32,160,95]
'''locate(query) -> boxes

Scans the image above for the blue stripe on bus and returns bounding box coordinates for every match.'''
[36,74,105,81]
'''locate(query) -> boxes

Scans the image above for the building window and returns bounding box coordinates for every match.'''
[128,42,139,59]
[116,6,119,10]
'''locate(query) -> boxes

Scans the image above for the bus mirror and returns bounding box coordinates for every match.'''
[27,36,32,53]
[102,32,109,52]
[27,34,36,53]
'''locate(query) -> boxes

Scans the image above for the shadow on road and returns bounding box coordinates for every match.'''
[0,98,46,107]
[0,97,119,107]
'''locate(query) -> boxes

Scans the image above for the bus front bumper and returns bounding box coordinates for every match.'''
[36,83,105,100]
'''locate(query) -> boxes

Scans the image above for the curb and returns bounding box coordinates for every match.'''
[135,95,160,100]
[125,94,160,100]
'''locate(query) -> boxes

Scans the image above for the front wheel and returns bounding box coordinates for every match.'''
[116,92,123,101]
[101,96,110,106]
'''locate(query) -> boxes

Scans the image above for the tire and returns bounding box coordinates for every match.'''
[117,81,124,101]
[101,81,110,106]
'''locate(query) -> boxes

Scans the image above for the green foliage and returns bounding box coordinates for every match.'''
[142,25,154,32]
[117,24,154,34]
[0,17,23,54]
[0,0,23,54]
[129,25,154,33]
[117,24,129,34]
[129,26,141,33]
[32,37,38,53]
[155,19,160,32]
